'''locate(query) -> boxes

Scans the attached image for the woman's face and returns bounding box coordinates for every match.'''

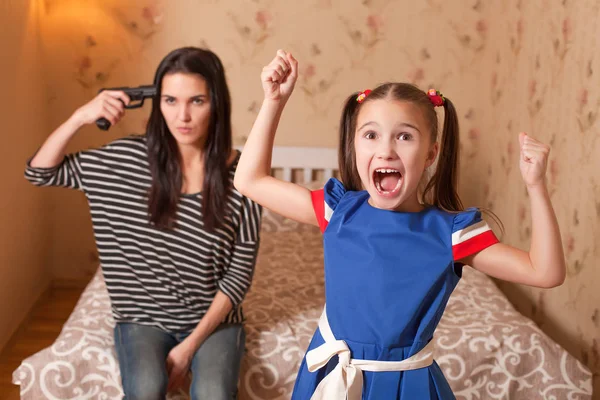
[160,72,211,148]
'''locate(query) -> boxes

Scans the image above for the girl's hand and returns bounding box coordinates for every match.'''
[71,90,130,128]
[519,132,551,189]
[261,49,298,102]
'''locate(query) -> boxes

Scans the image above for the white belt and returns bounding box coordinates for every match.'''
[306,306,435,400]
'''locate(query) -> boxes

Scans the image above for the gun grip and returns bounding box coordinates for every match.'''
[96,117,111,131]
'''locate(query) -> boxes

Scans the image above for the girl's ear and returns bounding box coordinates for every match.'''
[425,142,439,169]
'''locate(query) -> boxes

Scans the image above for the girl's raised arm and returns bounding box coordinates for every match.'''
[234,50,318,227]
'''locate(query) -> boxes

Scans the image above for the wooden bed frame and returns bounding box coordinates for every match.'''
[236,145,338,183]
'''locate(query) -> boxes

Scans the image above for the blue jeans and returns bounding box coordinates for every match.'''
[114,322,245,400]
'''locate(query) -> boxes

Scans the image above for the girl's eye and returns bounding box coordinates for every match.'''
[398,133,413,141]
[364,131,377,139]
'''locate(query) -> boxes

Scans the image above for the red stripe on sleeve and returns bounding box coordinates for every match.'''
[310,189,327,233]
[453,230,499,261]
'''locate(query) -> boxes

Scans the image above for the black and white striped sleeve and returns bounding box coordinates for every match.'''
[24,152,86,191]
[217,197,262,306]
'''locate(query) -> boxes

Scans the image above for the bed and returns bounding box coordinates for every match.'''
[12,146,593,399]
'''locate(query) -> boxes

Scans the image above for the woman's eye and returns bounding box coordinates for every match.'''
[192,98,204,105]
[164,97,175,105]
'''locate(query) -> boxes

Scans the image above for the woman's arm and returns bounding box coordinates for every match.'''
[234,50,318,227]
[166,196,262,390]
[165,290,233,390]
[30,90,129,168]
[461,133,566,288]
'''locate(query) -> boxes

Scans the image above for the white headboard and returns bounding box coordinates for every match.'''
[236,145,338,183]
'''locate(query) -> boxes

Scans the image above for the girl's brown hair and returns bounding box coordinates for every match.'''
[338,82,463,212]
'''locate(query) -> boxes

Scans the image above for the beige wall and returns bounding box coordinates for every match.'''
[0,0,52,350]
[36,0,169,281]
[471,1,600,391]
[28,0,599,390]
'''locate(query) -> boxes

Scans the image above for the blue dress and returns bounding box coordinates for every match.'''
[291,178,498,400]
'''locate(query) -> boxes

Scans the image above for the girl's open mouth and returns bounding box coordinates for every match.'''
[373,168,402,196]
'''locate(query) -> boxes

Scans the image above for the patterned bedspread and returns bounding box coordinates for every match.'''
[13,210,592,399]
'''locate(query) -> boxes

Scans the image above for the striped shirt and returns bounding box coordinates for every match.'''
[24,135,262,333]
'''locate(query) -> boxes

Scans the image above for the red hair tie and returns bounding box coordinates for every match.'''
[356,89,372,103]
[427,89,445,107]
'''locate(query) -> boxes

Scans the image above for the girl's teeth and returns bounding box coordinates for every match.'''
[374,175,402,194]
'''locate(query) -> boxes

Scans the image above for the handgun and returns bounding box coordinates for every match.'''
[95,85,156,130]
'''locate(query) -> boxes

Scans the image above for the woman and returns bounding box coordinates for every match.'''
[25,47,261,399]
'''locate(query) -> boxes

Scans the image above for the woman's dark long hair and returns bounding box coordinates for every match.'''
[146,47,232,232]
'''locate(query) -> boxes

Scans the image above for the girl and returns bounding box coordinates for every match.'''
[234,50,566,399]
[25,47,261,400]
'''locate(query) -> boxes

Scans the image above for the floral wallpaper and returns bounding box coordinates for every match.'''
[36,0,599,392]
[466,0,600,393]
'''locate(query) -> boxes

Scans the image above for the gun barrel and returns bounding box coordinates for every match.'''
[127,86,156,99]
[136,85,157,97]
